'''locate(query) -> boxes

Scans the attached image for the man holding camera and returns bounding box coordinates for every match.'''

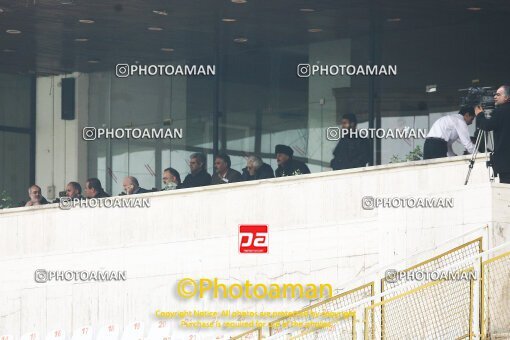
[475,85,510,184]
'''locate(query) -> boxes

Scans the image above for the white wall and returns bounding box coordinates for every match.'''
[490,184,510,251]
[0,156,508,338]
[35,74,89,200]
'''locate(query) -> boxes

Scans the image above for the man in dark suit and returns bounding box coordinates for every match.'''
[330,113,371,170]
[162,167,181,190]
[274,144,310,177]
[241,155,274,181]
[211,153,242,185]
[84,178,111,198]
[53,181,85,203]
[121,176,152,195]
[66,182,85,199]
[475,85,510,183]
[181,153,212,188]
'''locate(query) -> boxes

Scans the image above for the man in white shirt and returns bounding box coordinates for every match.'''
[423,106,477,160]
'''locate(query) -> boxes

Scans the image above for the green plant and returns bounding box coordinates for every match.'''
[390,145,423,163]
[0,190,14,209]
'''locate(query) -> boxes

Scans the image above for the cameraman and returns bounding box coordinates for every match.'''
[423,106,476,160]
[475,85,510,184]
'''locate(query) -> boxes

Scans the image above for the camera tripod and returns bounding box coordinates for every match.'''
[464,128,495,185]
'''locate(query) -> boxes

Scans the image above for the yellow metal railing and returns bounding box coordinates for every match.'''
[288,312,357,340]
[381,237,482,294]
[230,238,510,339]
[481,250,510,339]
[367,268,475,339]
[229,327,261,340]
[379,238,482,340]
[268,282,374,337]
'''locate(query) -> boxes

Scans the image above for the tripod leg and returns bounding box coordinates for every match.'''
[488,132,495,182]
[464,131,483,185]
[464,167,473,186]
[484,131,491,182]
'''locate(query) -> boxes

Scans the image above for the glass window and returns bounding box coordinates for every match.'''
[379,11,510,162]
[0,74,32,129]
[0,131,31,205]
[84,2,510,184]
[87,63,215,193]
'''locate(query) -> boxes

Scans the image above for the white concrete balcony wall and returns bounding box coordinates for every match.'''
[0,156,508,338]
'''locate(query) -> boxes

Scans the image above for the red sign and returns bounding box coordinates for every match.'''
[239,225,268,253]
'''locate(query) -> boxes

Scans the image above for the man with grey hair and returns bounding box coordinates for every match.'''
[181,152,212,188]
[24,185,49,206]
[475,84,510,183]
[52,181,85,203]
[241,155,274,181]
[121,176,151,195]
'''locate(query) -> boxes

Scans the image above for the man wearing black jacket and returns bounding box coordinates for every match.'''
[181,153,212,188]
[330,113,371,170]
[84,178,111,198]
[241,155,274,181]
[274,144,310,177]
[53,181,85,203]
[121,176,152,195]
[475,85,510,184]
